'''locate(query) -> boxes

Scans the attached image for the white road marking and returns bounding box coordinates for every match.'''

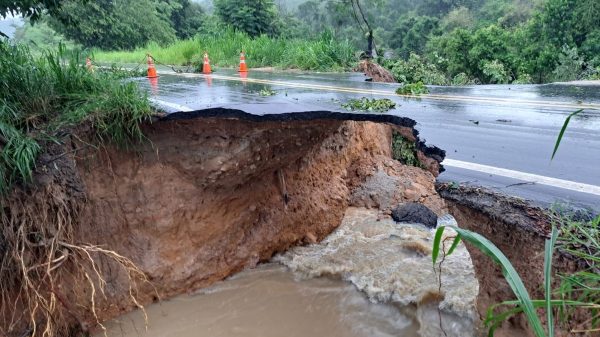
[156,70,600,111]
[444,159,600,196]
[149,98,193,112]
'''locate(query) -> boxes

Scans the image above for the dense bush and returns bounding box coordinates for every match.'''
[389,53,448,85]
[346,0,600,85]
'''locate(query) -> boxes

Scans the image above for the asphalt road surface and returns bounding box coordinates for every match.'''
[134,68,600,214]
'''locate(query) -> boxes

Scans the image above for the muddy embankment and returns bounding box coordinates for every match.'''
[3,106,580,337]
[437,184,585,336]
[0,110,452,336]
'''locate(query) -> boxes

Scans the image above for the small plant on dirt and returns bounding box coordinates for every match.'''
[555,214,600,329]
[396,81,429,95]
[341,97,396,113]
[259,88,277,96]
[391,131,421,167]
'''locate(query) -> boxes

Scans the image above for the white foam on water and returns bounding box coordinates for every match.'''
[276,207,479,337]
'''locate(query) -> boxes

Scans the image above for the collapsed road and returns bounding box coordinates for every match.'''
[136,68,600,214]
[6,67,596,336]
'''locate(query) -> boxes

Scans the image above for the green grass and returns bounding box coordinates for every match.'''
[433,225,548,337]
[556,214,599,330]
[92,29,356,72]
[0,43,153,193]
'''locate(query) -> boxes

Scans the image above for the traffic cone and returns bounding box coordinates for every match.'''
[147,54,158,79]
[203,52,212,74]
[239,50,248,73]
[149,77,159,95]
[86,57,94,73]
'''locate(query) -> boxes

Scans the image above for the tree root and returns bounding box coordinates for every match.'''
[1,172,149,337]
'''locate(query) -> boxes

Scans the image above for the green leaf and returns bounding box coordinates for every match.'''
[447,235,462,256]
[432,226,445,264]
[433,226,547,337]
[551,109,583,160]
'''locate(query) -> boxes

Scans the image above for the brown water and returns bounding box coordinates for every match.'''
[100,264,420,337]
[99,208,478,337]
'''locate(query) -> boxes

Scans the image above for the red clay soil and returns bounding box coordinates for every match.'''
[356,60,396,83]
[58,118,444,330]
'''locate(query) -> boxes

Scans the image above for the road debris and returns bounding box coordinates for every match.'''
[342,97,397,112]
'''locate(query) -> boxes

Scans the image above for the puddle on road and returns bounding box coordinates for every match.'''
[100,264,419,337]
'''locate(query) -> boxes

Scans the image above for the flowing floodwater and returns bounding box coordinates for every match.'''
[99,208,478,337]
[99,264,420,337]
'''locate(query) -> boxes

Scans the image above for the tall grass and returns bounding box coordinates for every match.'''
[0,43,153,193]
[556,214,600,331]
[93,29,356,72]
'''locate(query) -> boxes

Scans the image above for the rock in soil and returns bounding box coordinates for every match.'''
[392,202,438,228]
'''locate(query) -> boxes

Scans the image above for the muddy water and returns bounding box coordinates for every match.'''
[99,264,419,337]
[277,208,478,337]
[99,208,477,337]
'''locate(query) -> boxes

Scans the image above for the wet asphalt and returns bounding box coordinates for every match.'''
[133,68,600,214]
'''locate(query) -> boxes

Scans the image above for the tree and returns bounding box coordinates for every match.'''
[417,0,476,17]
[168,0,205,39]
[214,0,279,37]
[0,0,77,37]
[0,0,71,22]
[391,15,439,58]
[49,0,184,50]
[296,1,324,34]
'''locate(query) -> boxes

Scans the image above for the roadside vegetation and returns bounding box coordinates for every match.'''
[0,43,153,192]
[93,29,356,72]
[0,41,153,337]
[434,213,600,336]
[7,0,599,83]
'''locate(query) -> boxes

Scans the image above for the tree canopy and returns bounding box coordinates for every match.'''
[1,0,69,21]
[6,0,600,84]
[48,0,203,50]
[214,0,279,37]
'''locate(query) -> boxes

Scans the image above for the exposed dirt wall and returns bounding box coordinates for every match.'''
[66,117,445,328]
[437,184,582,336]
